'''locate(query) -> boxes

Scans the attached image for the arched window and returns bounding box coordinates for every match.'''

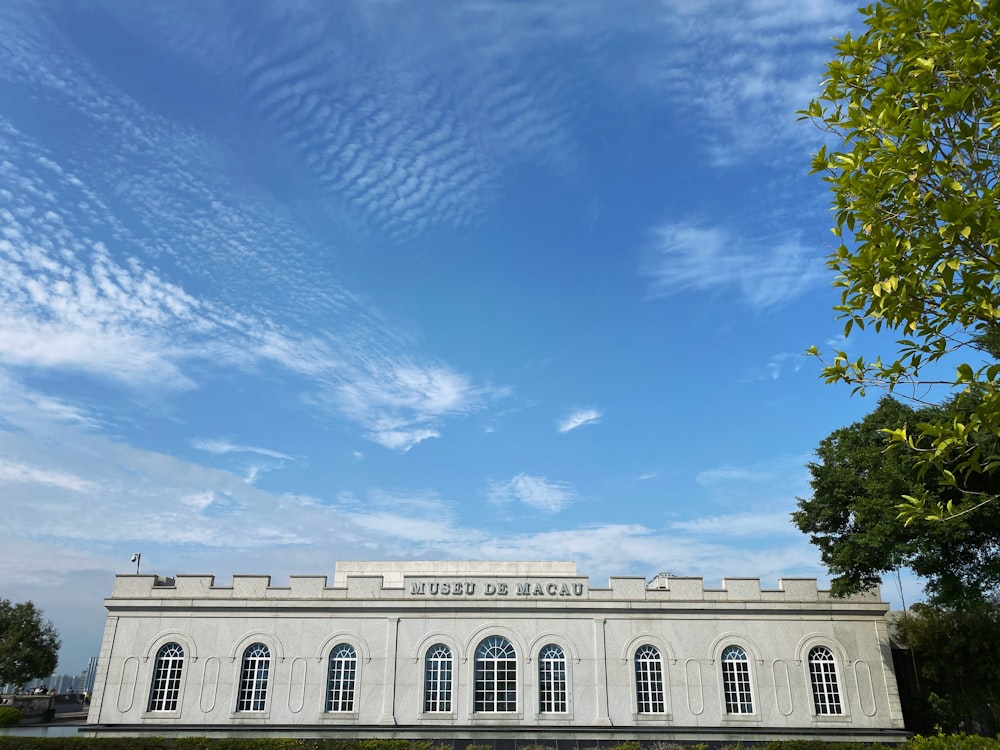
[809,646,843,715]
[326,643,358,712]
[721,645,753,714]
[538,643,567,713]
[474,636,517,712]
[634,644,665,713]
[423,643,453,713]
[236,643,270,712]
[147,642,184,712]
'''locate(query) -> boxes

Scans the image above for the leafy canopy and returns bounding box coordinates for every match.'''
[802,0,1000,520]
[0,599,60,689]
[893,599,1000,734]
[793,396,1000,604]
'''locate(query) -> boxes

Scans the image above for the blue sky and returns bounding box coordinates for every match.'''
[0,0,922,675]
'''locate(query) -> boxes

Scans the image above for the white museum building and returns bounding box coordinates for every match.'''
[86,561,907,742]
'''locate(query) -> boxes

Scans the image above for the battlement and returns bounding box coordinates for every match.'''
[107,562,883,607]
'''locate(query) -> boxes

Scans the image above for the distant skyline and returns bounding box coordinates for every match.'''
[1,0,922,673]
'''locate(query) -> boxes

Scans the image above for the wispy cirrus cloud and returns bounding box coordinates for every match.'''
[0,112,496,450]
[696,465,773,486]
[558,407,603,433]
[0,459,97,494]
[60,0,852,252]
[670,511,798,537]
[329,364,495,452]
[192,439,294,461]
[641,222,825,308]
[742,352,809,382]
[487,473,574,513]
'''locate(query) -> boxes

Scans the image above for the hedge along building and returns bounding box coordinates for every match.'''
[86,561,907,742]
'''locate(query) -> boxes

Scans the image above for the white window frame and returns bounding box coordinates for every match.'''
[721,645,754,714]
[423,643,453,713]
[474,636,517,713]
[809,645,844,715]
[634,644,666,714]
[235,642,270,712]
[147,642,184,712]
[326,643,358,713]
[538,643,567,713]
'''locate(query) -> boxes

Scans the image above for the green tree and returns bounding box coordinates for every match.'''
[792,396,1000,603]
[0,599,60,690]
[893,599,1000,734]
[802,0,1000,520]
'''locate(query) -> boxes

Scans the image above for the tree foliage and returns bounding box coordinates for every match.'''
[893,599,1000,734]
[792,396,1000,603]
[802,0,1000,519]
[0,599,60,689]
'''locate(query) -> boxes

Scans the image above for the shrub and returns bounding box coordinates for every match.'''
[0,707,20,726]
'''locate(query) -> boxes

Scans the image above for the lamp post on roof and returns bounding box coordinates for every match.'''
[130,553,141,575]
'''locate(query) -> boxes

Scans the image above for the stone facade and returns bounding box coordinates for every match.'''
[86,561,907,742]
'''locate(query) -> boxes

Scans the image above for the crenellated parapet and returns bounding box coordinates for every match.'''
[107,562,883,608]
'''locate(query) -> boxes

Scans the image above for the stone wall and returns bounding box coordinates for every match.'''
[87,562,903,740]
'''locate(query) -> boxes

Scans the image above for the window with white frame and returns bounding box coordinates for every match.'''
[147,642,184,712]
[721,645,753,714]
[235,643,270,712]
[423,643,453,713]
[326,643,358,712]
[474,636,517,712]
[538,643,567,713]
[809,645,843,715]
[634,644,665,713]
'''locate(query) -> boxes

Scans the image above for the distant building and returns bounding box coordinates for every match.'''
[78,657,98,695]
[86,561,906,743]
[50,673,76,694]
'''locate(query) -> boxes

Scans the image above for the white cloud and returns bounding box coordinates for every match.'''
[0,117,497,449]
[331,363,493,452]
[0,459,96,493]
[369,428,441,452]
[641,222,825,308]
[180,491,216,510]
[192,438,293,461]
[742,352,809,382]
[558,407,603,433]
[670,512,799,537]
[696,465,772,486]
[691,456,814,515]
[487,473,574,513]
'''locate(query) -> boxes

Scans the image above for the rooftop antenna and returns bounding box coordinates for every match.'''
[130,553,141,575]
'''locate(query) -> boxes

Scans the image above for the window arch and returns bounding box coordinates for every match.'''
[721,645,753,714]
[808,645,843,715]
[634,644,665,713]
[147,642,184,712]
[326,643,358,712]
[423,643,453,713]
[538,643,567,713]
[474,636,517,712]
[236,643,270,712]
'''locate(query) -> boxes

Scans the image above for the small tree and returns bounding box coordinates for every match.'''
[0,599,60,690]
[802,0,1000,521]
